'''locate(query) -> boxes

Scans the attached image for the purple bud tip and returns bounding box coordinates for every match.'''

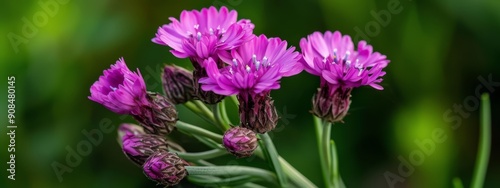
[88,58,149,114]
[143,151,188,186]
[223,127,258,158]
[121,131,168,166]
[118,123,145,141]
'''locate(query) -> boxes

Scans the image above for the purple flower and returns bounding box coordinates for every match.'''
[152,6,254,104]
[143,151,188,186]
[223,127,258,158]
[89,58,149,115]
[199,34,302,96]
[300,31,390,122]
[152,6,254,64]
[199,35,302,133]
[89,59,178,135]
[120,127,169,166]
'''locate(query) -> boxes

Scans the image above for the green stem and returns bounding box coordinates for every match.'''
[212,104,230,131]
[185,166,278,185]
[453,177,464,188]
[175,148,227,161]
[176,121,223,142]
[230,95,239,106]
[179,103,315,187]
[314,116,331,187]
[219,99,233,125]
[471,93,491,188]
[253,148,317,188]
[330,140,344,188]
[279,157,317,188]
[259,133,289,187]
[184,101,217,126]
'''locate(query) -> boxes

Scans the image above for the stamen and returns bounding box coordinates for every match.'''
[229,68,234,74]
[333,49,338,62]
[110,86,118,91]
[262,56,268,66]
[209,28,214,35]
[232,58,238,66]
[196,32,201,41]
[358,69,363,76]
[194,24,199,30]
[255,60,261,70]
[245,65,251,73]
[344,51,350,61]
[252,54,257,64]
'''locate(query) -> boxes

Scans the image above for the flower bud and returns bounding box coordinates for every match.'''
[143,151,188,186]
[312,86,352,123]
[238,93,278,134]
[223,127,258,158]
[117,123,145,141]
[162,65,195,104]
[120,131,168,166]
[133,92,178,136]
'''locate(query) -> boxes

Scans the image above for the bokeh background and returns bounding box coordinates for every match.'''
[1,0,499,187]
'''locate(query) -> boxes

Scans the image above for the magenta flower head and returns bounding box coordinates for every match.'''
[89,58,178,136]
[152,6,254,63]
[300,31,390,123]
[143,151,189,187]
[119,126,169,166]
[223,127,258,158]
[199,35,303,133]
[152,6,255,104]
[89,58,149,114]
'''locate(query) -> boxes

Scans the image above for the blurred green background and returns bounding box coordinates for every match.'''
[1,0,499,187]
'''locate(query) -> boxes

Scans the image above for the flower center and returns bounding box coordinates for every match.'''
[188,24,225,41]
[326,49,365,76]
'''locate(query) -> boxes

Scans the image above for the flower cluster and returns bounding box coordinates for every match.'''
[153,6,255,104]
[89,6,389,187]
[299,31,389,122]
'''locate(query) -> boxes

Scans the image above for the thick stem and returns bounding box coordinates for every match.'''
[174,148,227,161]
[176,121,223,142]
[471,93,491,188]
[315,116,331,187]
[185,166,278,185]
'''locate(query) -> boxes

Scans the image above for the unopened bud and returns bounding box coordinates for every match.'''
[143,151,188,186]
[120,131,168,166]
[312,86,352,123]
[162,65,195,104]
[223,127,258,158]
[133,92,178,136]
[238,93,278,134]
